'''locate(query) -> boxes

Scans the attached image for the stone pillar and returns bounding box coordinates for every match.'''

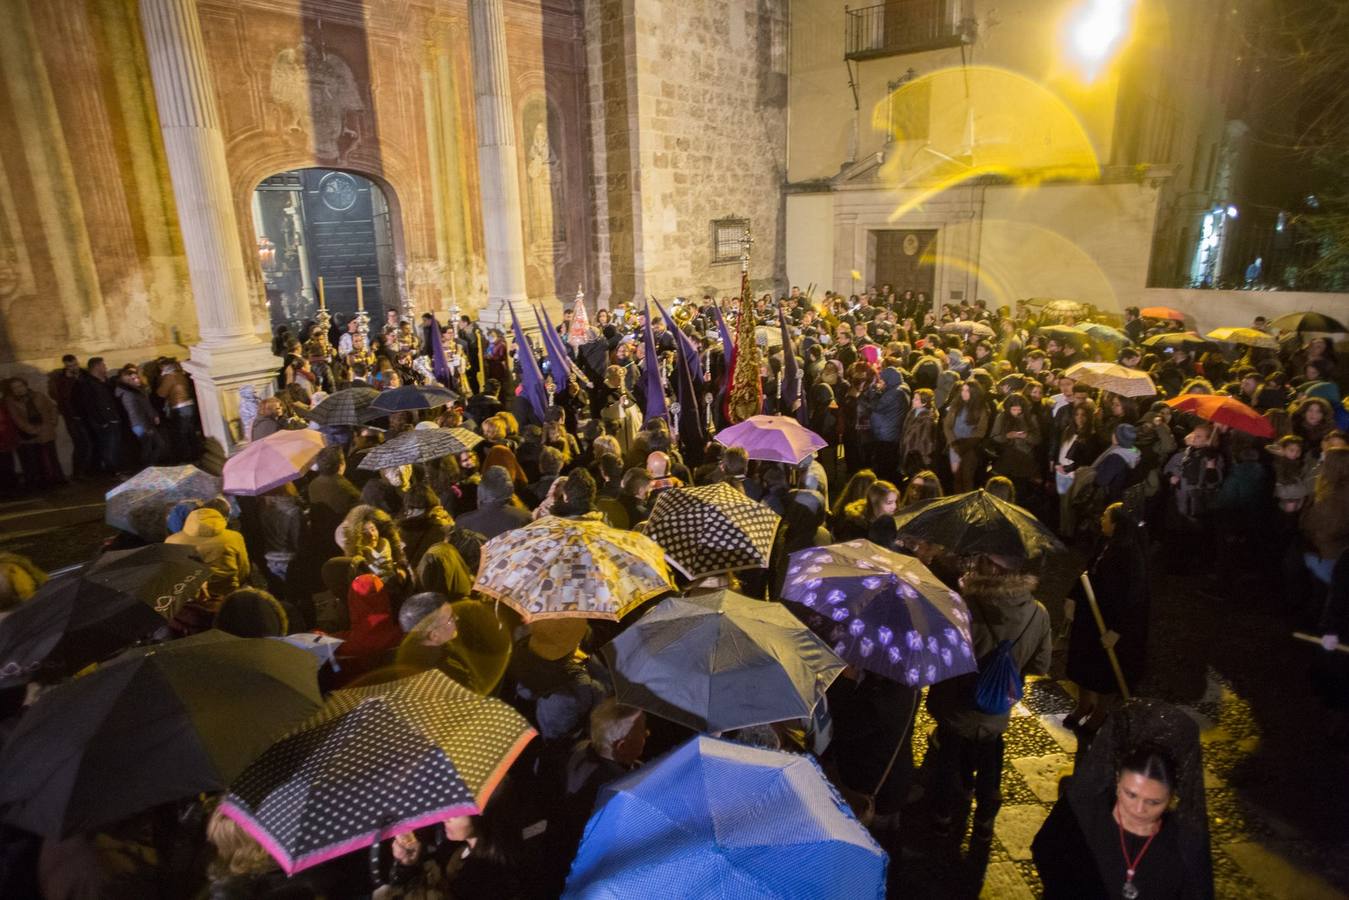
[468,0,529,331]
[139,0,276,451]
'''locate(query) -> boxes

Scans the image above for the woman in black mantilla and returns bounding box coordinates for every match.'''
[1032,699,1214,900]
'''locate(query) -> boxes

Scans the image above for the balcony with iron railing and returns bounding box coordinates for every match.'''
[844,1,968,61]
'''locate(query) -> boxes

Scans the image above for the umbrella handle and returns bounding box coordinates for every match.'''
[1079,573,1130,699]
[871,687,920,797]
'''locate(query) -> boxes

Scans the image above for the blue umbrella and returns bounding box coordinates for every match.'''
[781,540,976,688]
[565,735,886,899]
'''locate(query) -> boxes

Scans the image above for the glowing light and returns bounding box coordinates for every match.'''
[1226,205,1239,218]
[1062,0,1136,82]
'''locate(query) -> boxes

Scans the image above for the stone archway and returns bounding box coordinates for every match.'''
[250,167,406,334]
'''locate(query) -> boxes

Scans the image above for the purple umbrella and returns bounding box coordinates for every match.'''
[714,414,827,465]
[781,540,976,688]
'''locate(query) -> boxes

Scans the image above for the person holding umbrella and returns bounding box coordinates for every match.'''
[925,553,1052,841]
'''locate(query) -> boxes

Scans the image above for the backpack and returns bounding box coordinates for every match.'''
[973,617,1035,715]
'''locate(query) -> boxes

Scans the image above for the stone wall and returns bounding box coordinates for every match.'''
[584,0,788,306]
[0,0,594,375]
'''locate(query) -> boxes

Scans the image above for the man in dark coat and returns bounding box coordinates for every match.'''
[456,466,530,539]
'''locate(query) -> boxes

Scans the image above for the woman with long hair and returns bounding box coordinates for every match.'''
[942,379,990,492]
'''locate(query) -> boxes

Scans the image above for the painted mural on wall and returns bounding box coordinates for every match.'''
[269,38,366,162]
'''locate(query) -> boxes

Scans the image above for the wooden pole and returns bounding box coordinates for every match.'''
[1079,572,1130,699]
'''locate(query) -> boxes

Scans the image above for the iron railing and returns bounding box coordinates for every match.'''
[844,0,965,61]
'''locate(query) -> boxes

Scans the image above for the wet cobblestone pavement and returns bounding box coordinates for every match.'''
[4,489,1347,898]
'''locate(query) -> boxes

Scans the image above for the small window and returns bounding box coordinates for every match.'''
[711,218,750,265]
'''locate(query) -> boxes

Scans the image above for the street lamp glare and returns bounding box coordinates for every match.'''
[1065,0,1135,80]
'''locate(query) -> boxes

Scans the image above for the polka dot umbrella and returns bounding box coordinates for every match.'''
[219,669,535,875]
[473,514,674,621]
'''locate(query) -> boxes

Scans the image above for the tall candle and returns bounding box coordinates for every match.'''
[356,276,364,311]
[317,276,326,309]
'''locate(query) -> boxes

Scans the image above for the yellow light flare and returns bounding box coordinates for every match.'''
[873,66,1102,223]
[1061,0,1137,83]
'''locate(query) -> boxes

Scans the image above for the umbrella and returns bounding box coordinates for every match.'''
[643,483,781,579]
[1041,299,1089,316]
[1064,361,1158,398]
[714,414,828,465]
[0,631,321,837]
[1268,311,1347,336]
[272,633,345,670]
[220,669,535,875]
[474,515,673,621]
[1037,324,1089,345]
[892,489,1065,560]
[601,591,844,732]
[357,427,476,471]
[104,465,223,541]
[1142,331,1214,353]
[1164,394,1274,438]
[1205,327,1279,350]
[0,544,210,687]
[565,735,886,899]
[301,387,380,426]
[222,428,325,495]
[1081,323,1131,347]
[781,540,976,688]
[1140,306,1186,321]
[368,384,457,413]
[940,321,996,339]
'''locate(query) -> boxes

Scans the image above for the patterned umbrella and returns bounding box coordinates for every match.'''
[892,489,1065,560]
[0,544,210,687]
[0,631,321,837]
[474,514,673,621]
[1140,306,1186,321]
[1081,323,1131,347]
[781,541,976,688]
[1065,362,1158,398]
[368,384,457,413]
[219,669,535,875]
[601,590,844,732]
[644,483,781,579]
[1143,331,1214,353]
[1165,394,1274,438]
[105,465,223,541]
[1205,327,1279,350]
[222,428,325,496]
[302,387,380,426]
[565,736,886,899]
[714,415,828,464]
[940,321,996,339]
[357,427,478,471]
[1268,311,1347,336]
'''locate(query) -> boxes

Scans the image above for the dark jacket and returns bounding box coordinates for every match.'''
[868,367,908,443]
[456,503,531,540]
[73,373,120,427]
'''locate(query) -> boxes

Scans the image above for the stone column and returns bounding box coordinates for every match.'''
[139,0,276,451]
[468,0,529,330]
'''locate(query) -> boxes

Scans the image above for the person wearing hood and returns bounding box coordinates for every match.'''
[456,466,530,539]
[1091,423,1143,503]
[867,366,909,483]
[926,555,1052,840]
[334,573,403,683]
[165,505,250,596]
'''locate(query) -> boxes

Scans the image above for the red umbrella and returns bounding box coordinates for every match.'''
[1140,306,1186,321]
[1165,394,1274,437]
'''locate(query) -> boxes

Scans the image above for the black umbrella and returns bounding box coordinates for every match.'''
[368,384,457,413]
[0,630,322,837]
[0,544,210,687]
[892,489,1064,560]
[1268,311,1347,336]
[302,387,380,426]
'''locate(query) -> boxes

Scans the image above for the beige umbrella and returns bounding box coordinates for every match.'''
[473,514,674,621]
[1065,362,1158,398]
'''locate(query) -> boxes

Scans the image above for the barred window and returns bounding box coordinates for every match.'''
[711,218,750,265]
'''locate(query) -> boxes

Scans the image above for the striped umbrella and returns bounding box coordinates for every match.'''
[302,388,380,426]
[357,427,479,470]
[644,483,781,579]
[221,429,325,496]
[1065,362,1158,398]
[474,514,673,621]
[219,670,535,875]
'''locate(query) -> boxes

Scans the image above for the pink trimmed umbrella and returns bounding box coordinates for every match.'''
[220,669,535,875]
[222,428,325,496]
[715,414,828,465]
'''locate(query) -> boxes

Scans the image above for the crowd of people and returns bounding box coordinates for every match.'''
[0,286,1346,899]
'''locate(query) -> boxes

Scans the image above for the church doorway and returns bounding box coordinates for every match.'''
[251,168,399,333]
